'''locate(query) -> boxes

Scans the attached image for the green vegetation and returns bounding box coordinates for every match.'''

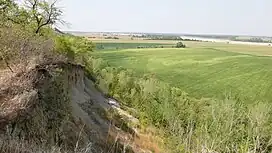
[54,34,94,61]
[87,56,272,153]
[175,42,186,48]
[93,47,272,102]
[2,0,272,152]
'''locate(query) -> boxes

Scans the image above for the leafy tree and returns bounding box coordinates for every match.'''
[0,0,95,71]
[1,0,63,33]
[0,0,29,26]
[176,42,186,48]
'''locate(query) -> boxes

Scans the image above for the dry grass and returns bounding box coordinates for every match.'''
[0,24,56,73]
[133,127,165,153]
[107,125,164,153]
[105,108,164,153]
[0,61,85,152]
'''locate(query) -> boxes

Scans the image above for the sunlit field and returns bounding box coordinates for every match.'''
[93,40,272,101]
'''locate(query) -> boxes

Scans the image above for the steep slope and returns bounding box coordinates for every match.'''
[0,61,158,153]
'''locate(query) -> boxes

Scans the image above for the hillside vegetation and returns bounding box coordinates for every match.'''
[2,0,272,153]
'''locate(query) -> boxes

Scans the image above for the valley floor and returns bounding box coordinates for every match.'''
[93,44,272,102]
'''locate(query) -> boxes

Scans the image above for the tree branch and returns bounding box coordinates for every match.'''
[35,1,54,33]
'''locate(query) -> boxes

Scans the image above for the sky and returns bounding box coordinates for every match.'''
[58,0,272,36]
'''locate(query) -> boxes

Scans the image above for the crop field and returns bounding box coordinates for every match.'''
[92,41,272,102]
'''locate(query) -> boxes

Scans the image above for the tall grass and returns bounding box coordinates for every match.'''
[86,56,272,153]
[0,138,94,153]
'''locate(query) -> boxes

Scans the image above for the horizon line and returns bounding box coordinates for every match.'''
[61,30,272,38]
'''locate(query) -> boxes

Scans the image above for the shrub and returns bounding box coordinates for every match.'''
[176,42,186,48]
[54,35,94,63]
[54,35,75,61]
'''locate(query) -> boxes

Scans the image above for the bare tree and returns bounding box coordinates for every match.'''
[25,0,63,34]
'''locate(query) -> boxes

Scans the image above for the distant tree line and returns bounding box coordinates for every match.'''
[105,36,119,39]
[132,35,204,42]
[184,34,234,40]
[133,34,236,40]
[132,34,272,43]
[148,35,183,40]
[230,37,272,43]
[137,45,164,49]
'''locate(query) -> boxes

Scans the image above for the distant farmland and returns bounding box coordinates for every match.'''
[94,42,173,50]
[93,41,272,102]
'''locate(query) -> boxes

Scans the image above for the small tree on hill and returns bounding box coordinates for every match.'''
[176,42,186,48]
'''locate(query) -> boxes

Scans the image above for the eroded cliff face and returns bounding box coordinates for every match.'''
[0,62,157,153]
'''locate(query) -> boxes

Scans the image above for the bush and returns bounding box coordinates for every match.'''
[54,35,94,63]
[97,45,105,50]
[176,42,186,48]
[54,36,75,61]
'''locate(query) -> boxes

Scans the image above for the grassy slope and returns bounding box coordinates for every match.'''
[93,45,272,102]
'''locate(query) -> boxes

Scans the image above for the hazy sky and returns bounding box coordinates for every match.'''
[58,0,271,36]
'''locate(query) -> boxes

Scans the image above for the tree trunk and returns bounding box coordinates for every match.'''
[4,59,13,73]
[35,26,41,34]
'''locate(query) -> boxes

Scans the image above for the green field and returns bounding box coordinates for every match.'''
[93,41,272,102]
[92,39,272,56]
